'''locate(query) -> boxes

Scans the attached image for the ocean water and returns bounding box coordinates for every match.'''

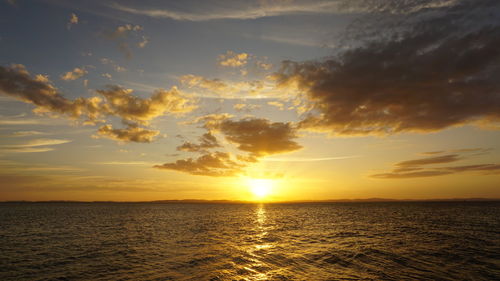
[0,202,499,280]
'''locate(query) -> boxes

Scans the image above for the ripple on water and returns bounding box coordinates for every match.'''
[0,202,499,280]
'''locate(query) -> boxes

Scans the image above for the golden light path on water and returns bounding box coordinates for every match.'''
[243,204,274,280]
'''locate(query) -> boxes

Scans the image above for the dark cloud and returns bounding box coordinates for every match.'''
[0,64,102,121]
[177,132,220,152]
[396,154,461,168]
[156,116,302,176]
[421,148,492,156]
[421,151,445,155]
[371,150,500,179]
[372,170,452,179]
[216,118,302,156]
[274,0,500,135]
[154,151,244,177]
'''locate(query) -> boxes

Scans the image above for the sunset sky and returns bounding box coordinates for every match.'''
[1,0,499,201]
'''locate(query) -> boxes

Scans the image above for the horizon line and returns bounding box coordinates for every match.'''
[2,198,499,204]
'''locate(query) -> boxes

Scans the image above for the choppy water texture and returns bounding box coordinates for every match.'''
[1,202,499,280]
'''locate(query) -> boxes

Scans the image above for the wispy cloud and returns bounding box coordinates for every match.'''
[371,149,500,179]
[110,1,341,21]
[264,155,360,162]
[95,161,155,166]
[0,160,83,172]
[0,147,55,153]
[0,138,71,153]
[9,131,47,137]
[1,138,71,148]
[0,118,47,125]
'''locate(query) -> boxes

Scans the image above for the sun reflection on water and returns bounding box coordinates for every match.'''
[240,204,278,280]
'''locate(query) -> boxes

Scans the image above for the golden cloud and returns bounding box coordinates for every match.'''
[218,51,249,67]
[177,132,220,152]
[156,116,302,177]
[67,13,78,30]
[60,67,88,81]
[95,124,159,143]
[233,103,261,112]
[96,85,196,125]
[154,151,244,177]
[0,64,196,143]
[0,138,71,153]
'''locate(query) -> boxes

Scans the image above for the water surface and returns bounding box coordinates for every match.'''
[1,202,499,280]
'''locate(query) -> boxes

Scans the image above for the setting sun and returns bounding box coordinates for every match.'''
[1,1,500,280]
[247,178,274,199]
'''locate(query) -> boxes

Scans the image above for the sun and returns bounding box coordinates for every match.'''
[247,178,274,199]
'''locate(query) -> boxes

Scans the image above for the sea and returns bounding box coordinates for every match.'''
[0,202,499,280]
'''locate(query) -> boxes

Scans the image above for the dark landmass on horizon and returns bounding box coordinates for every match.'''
[2,198,499,204]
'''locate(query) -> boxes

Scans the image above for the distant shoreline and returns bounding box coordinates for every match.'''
[2,198,499,204]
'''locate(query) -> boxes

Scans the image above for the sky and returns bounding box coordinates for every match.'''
[0,0,499,202]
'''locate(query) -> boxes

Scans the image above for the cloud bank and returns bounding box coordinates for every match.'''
[155,116,302,176]
[273,0,500,135]
[0,64,195,143]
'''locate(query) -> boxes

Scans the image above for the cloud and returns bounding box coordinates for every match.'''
[179,74,266,98]
[95,123,159,143]
[256,60,273,70]
[156,116,302,176]
[0,147,54,153]
[195,117,301,157]
[102,73,112,80]
[0,64,196,143]
[233,103,261,112]
[396,154,461,168]
[96,161,155,166]
[273,1,500,136]
[0,138,71,153]
[0,119,45,125]
[67,13,78,30]
[100,58,126,72]
[0,160,82,171]
[60,67,88,81]
[421,151,445,155]
[190,113,234,129]
[111,24,143,38]
[420,148,492,156]
[96,85,195,124]
[177,132,220,152]
[2,138,71,147]
[110,1,359,21]
[138,36,149,48]
[106,24,145,58]
[264,155,360,162]
[218,51,249,67]
[154,151,244,177]
[217,118,302,156]
[180,74,228,92]
[267,101,284,110]
[10,131,46,137]
[371,150,500,179]
[0,64,101,121]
